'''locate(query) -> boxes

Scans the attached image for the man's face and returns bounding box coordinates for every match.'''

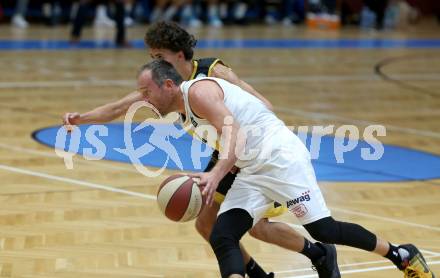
[149,48,182,68]
[137,70,172,116]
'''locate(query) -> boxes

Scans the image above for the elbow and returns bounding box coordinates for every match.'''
[267,103,274,111]
[265,101,274,111]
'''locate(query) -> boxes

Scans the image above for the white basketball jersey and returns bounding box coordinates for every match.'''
[179,77,307,169]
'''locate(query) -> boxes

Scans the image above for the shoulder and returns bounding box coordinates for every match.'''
[211,63,241,84]
[188,79,223,100]
[189,79,221,93]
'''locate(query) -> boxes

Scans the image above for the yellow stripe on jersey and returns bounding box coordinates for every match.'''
[263,205,288,218]
[190,60,198,80]
[207,58,221,77]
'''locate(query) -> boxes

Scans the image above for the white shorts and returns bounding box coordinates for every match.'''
[218,137,331,226]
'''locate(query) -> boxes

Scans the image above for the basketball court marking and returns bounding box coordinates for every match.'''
[286,224,440,256]
[0,142,140,174]
[0,79,133,89]
[0,162,439,276]
[282,258,440,277]
[274,106,440,140]
[0,163,155,200]
[275,255,440,275]
[330,207,440,232]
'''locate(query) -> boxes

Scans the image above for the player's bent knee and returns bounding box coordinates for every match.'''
[195,204,219,241]
[248,218,268,240]
[195,218,210,241]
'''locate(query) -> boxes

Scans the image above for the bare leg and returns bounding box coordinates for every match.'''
[374,237,391,256]
[249,218,305,252]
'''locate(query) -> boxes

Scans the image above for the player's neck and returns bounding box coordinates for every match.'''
[182,60,194,81]
[174,88,186,114]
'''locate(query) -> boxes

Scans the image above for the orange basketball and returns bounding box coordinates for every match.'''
[157,174,203,222]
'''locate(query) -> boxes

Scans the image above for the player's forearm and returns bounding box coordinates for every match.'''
[78,91,143,124]
[79,103,125,124]
[239,80,273,111]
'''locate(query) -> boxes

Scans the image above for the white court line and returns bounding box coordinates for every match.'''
[279,223,440,256]
[0,142,139,174]
[331,206,440,232]
[421,249,440,256]
[283,259,440,278]
[274,106,440,139]
[0,163,156,200]
[284,261,440,278]
[275,255,440,275]
[246,73,440,83]
[0,79,133,88]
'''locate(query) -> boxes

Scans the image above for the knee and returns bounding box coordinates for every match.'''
[195,216,212,241]
[248,219,268,241]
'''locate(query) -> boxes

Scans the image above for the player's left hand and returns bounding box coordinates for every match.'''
[187,172,221,206]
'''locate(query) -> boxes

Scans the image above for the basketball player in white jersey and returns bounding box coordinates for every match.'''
[63,21,342,278]
[136,59,435,278]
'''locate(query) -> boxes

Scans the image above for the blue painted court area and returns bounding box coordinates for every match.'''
[33,123,440,182]
[1,38,440,50]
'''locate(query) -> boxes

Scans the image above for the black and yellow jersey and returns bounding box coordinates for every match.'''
[189,58,225,80]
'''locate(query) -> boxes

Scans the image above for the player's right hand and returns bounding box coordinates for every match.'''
[62,112,81,132]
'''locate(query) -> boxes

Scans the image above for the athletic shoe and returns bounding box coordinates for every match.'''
[312,243,341,278]
[398,244,435,278]
[12,15,28,28]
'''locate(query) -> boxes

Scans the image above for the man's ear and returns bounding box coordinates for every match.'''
[164,79,175,89]
[177,50,185,61]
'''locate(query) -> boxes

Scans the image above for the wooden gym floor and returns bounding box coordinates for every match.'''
[0,22,439,277]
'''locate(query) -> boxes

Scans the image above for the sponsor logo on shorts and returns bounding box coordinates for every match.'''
[286,190,311,208]
[292,204,308,218]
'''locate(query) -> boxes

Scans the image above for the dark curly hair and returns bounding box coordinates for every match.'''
[144,21,197,61]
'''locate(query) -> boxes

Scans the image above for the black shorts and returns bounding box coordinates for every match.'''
[204,150,235,196]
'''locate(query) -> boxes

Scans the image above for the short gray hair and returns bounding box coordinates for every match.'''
[138,59,183,87]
